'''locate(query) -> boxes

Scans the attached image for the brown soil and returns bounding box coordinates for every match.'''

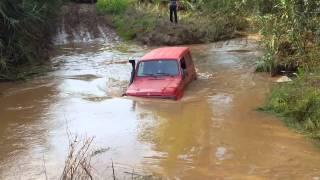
[138,28,243,46]
[136,21,206,45]
[56,3,116,43]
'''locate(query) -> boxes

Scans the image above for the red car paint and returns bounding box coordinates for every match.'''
[125,47,197,100]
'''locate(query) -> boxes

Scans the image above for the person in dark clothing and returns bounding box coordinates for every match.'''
[169,0,178,23]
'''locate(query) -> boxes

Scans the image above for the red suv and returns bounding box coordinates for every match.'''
[125,47,197,100]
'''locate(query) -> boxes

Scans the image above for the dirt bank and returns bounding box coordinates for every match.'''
[135,20,243,45]
[54,3,247,46]
[54,3,117,45]
[112,5,248,45]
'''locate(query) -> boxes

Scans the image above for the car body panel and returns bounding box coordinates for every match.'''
[140,47,189,60]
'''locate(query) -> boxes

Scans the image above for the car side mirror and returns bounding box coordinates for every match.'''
[129,60,136,85]
[129,59,135,66]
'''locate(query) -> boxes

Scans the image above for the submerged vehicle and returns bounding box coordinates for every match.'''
[125,47,197,100]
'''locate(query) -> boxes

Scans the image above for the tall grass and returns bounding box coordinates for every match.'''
[255,0,320,74]
[96,0,131,14]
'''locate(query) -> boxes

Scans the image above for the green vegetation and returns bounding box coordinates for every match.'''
[256,0,320,141]
[0,0,62,80]
[263,71,320,139]
[98,0,249,45]
[96,0,131,14]
[256,0,320,74]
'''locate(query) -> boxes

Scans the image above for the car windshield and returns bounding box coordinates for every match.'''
[137,60,179,77]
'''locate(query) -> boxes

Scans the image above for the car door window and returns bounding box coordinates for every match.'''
[181,58,187,70]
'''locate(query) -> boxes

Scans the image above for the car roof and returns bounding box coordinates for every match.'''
[140,47,189,61]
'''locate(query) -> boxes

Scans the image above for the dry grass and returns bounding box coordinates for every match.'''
[47,123,161,180]
[60,132,95,180]
[39,131,163,180]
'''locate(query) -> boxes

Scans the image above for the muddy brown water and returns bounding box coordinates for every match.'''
[1,36,320,179]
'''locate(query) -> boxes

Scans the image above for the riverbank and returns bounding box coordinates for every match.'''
[99,1,249,45]
[0,63,52,82]
[262,72,320,140]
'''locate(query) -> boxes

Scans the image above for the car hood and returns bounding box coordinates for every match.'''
[126,77,181,95]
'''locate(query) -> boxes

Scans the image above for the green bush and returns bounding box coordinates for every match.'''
[112,6,158,40]
[264,74,320,139]
[96,0,131,14]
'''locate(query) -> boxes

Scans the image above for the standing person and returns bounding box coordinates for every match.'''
[169,0,178,23]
